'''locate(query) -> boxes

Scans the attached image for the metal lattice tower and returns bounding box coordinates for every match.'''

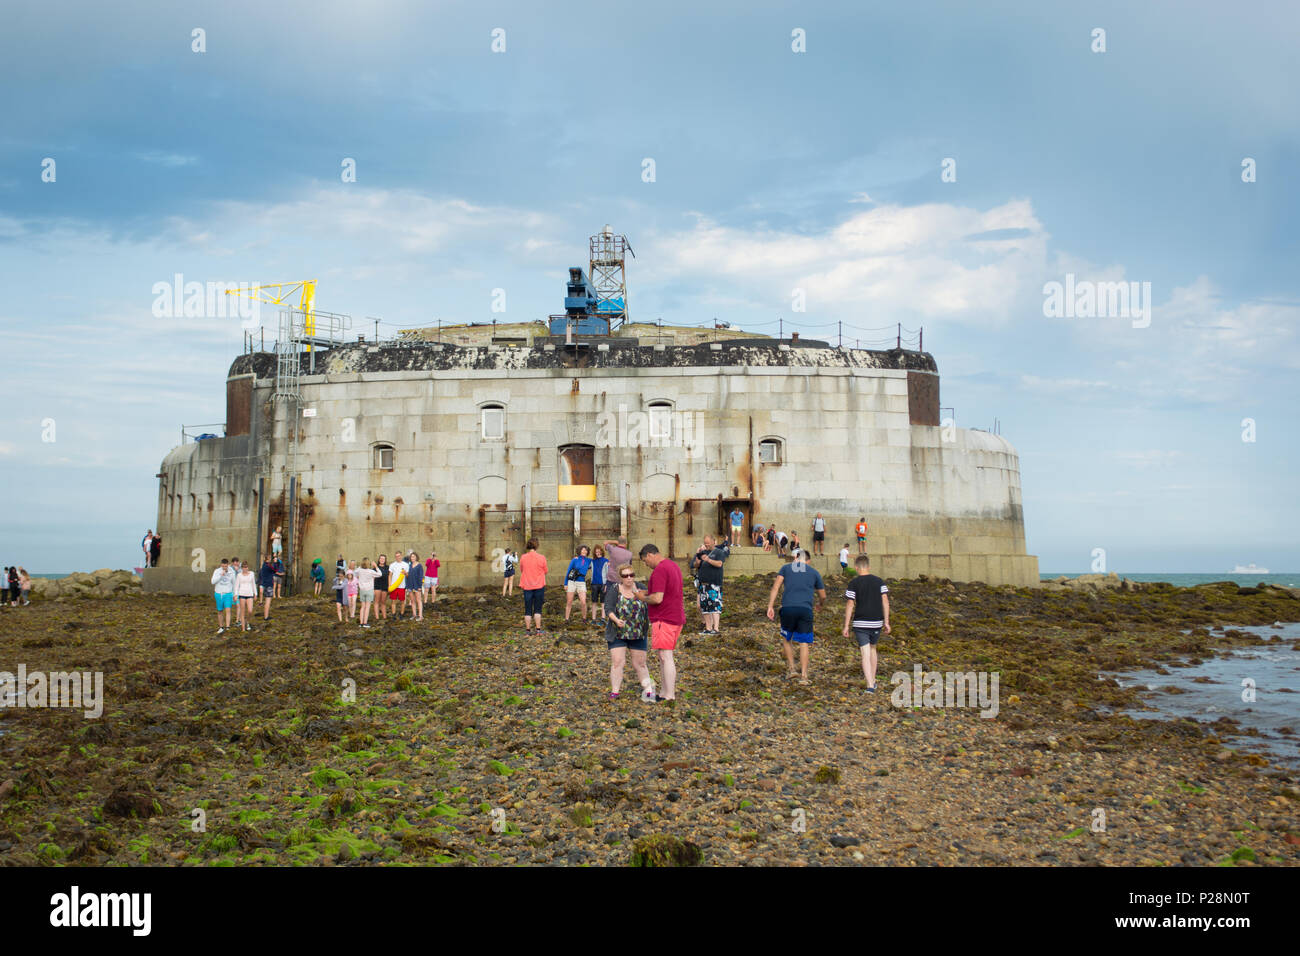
[589,225,634,329]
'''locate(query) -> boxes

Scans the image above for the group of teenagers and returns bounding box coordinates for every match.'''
[312,551,442,626]
[208,555,287,633]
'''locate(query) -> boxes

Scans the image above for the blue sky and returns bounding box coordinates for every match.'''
[1,0,1297,573]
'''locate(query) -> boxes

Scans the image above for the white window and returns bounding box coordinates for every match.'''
[374,444,394,470]
[648,401,672,441]
[482,405,505,440]
[758,439,783,464]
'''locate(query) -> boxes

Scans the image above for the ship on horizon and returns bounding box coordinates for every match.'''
[1233,562,1270,574]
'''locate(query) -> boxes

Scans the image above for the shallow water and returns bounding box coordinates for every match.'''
[1110,622,1300,766]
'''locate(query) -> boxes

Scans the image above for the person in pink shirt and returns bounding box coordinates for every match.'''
[637,543,685,702]
[425,552,441,604]
[345,564,359,620]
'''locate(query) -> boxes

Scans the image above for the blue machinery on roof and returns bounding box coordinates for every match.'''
[548,225,634,336]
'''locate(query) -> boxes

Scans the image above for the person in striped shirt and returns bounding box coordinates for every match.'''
[842,554,890,693]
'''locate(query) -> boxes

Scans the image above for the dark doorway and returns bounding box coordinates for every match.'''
[718,499,752,546]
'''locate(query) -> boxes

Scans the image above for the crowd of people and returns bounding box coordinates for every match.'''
[2,567,31,607]
[140,530,162,568]
[197,511,888,697]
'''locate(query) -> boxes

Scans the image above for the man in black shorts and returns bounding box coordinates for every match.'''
[842,554,891,692]
[811,512,827,555]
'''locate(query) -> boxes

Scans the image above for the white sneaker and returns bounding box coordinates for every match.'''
[217,627,225,635]
[639,683,657,703]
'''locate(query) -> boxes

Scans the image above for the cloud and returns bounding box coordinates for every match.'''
[640,200,1048,326]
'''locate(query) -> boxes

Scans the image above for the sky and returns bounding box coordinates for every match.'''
[1,0,1297,574]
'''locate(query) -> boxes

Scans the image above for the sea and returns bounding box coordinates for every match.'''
[1041,572,1300,588]
[1108,623,1300,767]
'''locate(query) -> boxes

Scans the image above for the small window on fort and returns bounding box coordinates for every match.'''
[482,405,505,440]
[648,401,672,441]
[758,439,783,464]
[374,444,395,471]
[558,444,596,502]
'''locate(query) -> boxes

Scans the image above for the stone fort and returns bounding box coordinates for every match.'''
[146,317,1038,593]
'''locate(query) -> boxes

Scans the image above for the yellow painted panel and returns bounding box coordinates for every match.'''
[557,484,597,502]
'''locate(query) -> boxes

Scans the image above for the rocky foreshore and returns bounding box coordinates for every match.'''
[0,575,1296,867]
[27,569,142,602]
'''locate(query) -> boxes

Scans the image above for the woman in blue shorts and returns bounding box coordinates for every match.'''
[603,563,655,702]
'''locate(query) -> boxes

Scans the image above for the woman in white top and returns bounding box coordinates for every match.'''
[354,558,381,628]
[234,561,258,632]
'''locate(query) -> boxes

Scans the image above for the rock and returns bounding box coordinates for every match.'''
[630,834,703,867]
[829,834,860,848]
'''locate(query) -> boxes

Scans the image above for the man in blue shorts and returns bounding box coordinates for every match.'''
[766,549,826,685]
[211,557,235,635]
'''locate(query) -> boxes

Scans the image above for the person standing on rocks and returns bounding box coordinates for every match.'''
[602,536,634,636]
[150,534,162,568]
[406,552,425,621]
[258,556,277,621]
[563,545,592,624]
[211,558,236,635]
[374,555,390,620]
[345,562,360,620]
[605,562,655,702]
[272,554,287,598]
[331,567,347,622]
[425,552,440,605]
[234,559,258,632]
[355,558,380,627]
[18,568,31,606]
[767,549,826,685]
[6,566,18,606]
[637,544,685,702]
[388,553,409,619]
[842,554,890,693]
[690,533,726,636]
[502,549,517,597]
[811,513,827,555]
[141,530,153,568]
[589,546,609,624]
[519,540,548,637]
[311,559,325,595]
[270,526,283,561]
[839,543,850,570]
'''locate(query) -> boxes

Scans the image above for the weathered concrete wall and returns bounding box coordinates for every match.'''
[147,340,1036,594]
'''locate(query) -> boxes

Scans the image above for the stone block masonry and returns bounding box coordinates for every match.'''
[145,332,1036,594]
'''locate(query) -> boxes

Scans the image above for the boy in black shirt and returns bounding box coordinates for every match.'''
[842,555,890,692]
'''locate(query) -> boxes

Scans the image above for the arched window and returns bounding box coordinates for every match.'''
[373,443,395,471]
[481,404,505,441]
[758,438,784,464]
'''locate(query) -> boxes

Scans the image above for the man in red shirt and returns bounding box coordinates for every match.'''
[637,543,684,702]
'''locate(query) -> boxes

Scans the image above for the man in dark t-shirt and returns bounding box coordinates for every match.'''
[842,554,891,692]
[690,534,727,636]
[767,550,826,684]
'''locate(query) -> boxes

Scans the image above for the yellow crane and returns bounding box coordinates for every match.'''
[225,280,319,342]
